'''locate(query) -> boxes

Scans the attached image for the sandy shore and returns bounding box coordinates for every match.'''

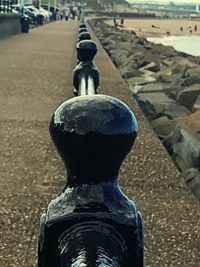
[107,18,200,37]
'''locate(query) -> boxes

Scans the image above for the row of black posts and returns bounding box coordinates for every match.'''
[38,15,144,267]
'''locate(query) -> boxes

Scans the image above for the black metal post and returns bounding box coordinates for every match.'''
[79,28,88,34]
[79,22,86,29]
[73,40,99,96]
[78,32,91,42]
[38,95,143,267]
[78,73,96,95]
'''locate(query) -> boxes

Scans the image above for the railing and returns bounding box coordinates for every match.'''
[0,0,13,13]
[38,15,143,267]
[73,37,99,96]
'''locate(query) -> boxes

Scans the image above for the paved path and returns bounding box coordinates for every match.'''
[0,20,200,267]
[0,21,78,267]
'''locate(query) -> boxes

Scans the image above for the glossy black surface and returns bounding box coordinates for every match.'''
[49,95,138,184]
[76,40,97,62]
[39,180,143,266]
[79,22,86,29]
[78,32,91,42]
[59,221,127,267]
[79,28,88,34]
[73,61,99,95]
[39,90,143,266]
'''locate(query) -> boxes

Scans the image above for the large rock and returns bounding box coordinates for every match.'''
[134,83,171,94]
[128,76,156,86]
[149,99,191,119]
[136,52,160,69]
[183,168,200,201]
[194,94,200,110]
[181,75,200,86]
[119,68,143,79]
[154,69,182,86]
[140,61,160,72]
[105,41,132,53]
[137,92,175,104]
[101,36,116,46]
[111,52,128,67]
[151,116,171,138]
[118,60,138,77]
[176,84,200,110]
[150,43,177,58]
[186,67,200,77]
[136,99,157,120]
[169,63,188,78]
[105,47,125,58]
[162,103,191,119]
[151,110,200,138]
[137,92,175,120]
[163,127,200,172]
[175,110,200,133]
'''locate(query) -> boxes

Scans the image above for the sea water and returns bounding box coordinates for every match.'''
[147,36,200,57]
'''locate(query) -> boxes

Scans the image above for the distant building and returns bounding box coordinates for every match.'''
[196,4,199,13]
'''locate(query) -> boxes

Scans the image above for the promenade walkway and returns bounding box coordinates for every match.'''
[0,20,199,267]
[0,21,78,267]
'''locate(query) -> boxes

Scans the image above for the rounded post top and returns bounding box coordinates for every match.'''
[79,32,91,42]
[79,28,88,34]
[76,40,98,62]
[79,22,86,29]
[49,95,138,185]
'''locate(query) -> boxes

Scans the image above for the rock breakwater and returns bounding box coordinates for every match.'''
[89,19,200,201]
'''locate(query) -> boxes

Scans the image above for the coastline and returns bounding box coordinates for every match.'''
[106,18,200,38]
[88,18,200,267]
[89,18,200,202]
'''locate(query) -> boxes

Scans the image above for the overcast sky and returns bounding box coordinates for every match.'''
[127,0,197,4]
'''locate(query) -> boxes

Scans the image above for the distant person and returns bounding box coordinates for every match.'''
[53,9,57,20]
[60,11,63,20]
[77,10,81,21]
[120,18,124,26]
[194,24,197,32]
[180,26,183,31]
[65,9,69,21]
[113,17,117,27]
[190,29,192,34]
[152,24,159,29]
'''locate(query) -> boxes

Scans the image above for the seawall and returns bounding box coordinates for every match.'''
[0,14,21,40]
